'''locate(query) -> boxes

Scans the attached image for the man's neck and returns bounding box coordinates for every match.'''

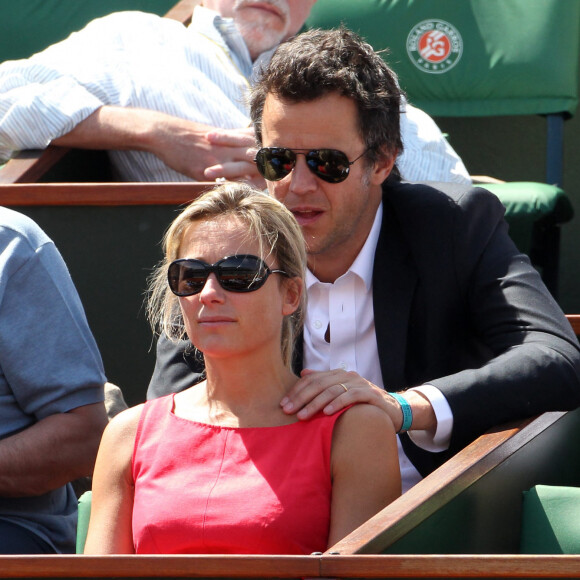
[307,201,384,284]
[307,252,360,284]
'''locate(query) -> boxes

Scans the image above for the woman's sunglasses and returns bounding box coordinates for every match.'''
[168,254,288,296]
[254,147,366,184]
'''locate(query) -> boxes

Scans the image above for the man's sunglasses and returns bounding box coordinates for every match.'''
[254,147,366,184]
[168,254,288,296]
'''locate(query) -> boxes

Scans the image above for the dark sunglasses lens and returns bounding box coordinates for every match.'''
[218,255,267,292]
[256,148,295,181]
[168,261,207,296]
[306,149,351,183]
[168,256,270,296]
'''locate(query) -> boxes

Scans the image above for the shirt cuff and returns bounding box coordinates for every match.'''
[407,384,453,452]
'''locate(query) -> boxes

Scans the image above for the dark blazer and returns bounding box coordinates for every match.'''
[147,180,580,476]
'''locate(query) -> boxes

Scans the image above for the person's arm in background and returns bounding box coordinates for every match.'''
[0,11,262,184]
[204,98,471,186]
[204,128,262,183]
[397,101,472,184]
[53,108,262,184]
[0,212,108,497]
[0,403,107,497]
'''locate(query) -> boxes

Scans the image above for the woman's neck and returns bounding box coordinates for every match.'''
[174,351,299,427]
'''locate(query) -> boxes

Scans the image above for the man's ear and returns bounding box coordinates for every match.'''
[370,150,397,186]
[282,277,303,317]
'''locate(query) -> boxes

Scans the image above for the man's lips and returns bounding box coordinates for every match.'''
[240,2,284,20]
[291,208,324,226]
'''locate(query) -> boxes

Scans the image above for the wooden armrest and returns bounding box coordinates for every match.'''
[471,175,506,184]
[328,410,580,555]
[326,415,542,554]
[320,554,580,578]
[0,147,71,184]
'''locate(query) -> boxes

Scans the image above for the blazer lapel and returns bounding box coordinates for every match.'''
[372,201,418,389]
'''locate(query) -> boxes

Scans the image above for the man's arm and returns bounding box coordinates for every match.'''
[53,107,262,183]
[147,334,205,400]
[0,213,108,499]
[0,402,107,497]
[204,128,264,185]
[0,11,261,182]
[280,368,436,433]
[398,102,472,184]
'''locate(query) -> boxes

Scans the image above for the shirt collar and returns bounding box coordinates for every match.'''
[306,202,383,291]
[189,6,253,78]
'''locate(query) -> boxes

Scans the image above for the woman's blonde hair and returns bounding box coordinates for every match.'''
[147,182,306,368]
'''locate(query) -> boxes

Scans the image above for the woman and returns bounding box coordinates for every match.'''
[84,183,401,554]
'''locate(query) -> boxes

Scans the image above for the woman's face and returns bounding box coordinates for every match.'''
[176,215,300,361]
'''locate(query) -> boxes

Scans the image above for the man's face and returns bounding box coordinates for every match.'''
[204,1,316,59]
[260,93,394,282]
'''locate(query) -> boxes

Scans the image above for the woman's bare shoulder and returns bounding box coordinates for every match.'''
[101,403,145,448]
[336,403,396,437]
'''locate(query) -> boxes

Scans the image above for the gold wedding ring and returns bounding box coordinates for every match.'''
[338,383,348,393]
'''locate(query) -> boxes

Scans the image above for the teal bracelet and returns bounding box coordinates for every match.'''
[388,392,413,433]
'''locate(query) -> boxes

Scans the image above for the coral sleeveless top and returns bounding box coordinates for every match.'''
[131,394,349,554]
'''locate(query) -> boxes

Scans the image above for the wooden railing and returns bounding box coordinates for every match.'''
[1,554,580,579]
[566,314,580,335]
[0,182,215,206]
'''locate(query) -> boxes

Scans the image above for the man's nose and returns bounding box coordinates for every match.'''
[289,154,317,194]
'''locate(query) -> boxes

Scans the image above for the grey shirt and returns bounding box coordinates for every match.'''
[0,207,105,553]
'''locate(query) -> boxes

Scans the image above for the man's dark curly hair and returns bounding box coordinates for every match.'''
[250,27,404,168]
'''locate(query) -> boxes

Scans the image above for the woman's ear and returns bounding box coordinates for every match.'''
[281,277,303,317]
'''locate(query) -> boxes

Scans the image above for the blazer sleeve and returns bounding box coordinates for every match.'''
[427,186,580,451]
[147,334,204,400]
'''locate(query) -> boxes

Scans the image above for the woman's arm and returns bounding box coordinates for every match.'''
[83,404,143,554]
[328,404,401,548]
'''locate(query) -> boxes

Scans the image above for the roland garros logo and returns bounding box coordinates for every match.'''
[407,19,463,74]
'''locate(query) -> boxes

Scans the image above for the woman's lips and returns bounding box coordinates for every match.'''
[198,316,236,325]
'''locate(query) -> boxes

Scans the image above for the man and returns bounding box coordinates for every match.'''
[148,27,580,491]
[0,1,470,185]
[0,207,108,553]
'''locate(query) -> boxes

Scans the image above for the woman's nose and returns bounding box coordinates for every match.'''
[198,273,224,301]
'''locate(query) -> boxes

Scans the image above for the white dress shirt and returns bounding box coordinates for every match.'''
[0,7,471,186]
[303,203,454,493]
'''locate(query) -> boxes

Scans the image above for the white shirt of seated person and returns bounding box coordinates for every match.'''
[303,203,453,493]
